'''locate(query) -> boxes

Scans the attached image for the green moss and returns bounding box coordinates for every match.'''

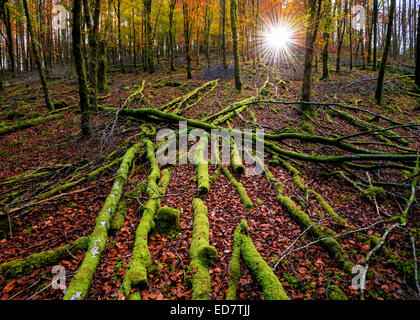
[110,202,127,233]
[299,121,316,134]
[189,198,217,300]
[256,198,264,206]
[237,220,289,300]
[226,220,243,300]
[328,285,348,300]
[230,139,245,174]
[195,137,209,194]
[363,186,386,200]
[276,194,354,273]
[5,110,24,120]
[154,207,181,237]
[221,166,253,210]
[281,273,301,290]
[122,141,171,297]
[63,141,142,300]
[0,237,89,279]
[53,100,69,109]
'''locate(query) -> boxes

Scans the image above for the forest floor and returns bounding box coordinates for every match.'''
[0,56,419,300]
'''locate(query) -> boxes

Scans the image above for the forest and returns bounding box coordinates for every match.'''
[0,0,418,301]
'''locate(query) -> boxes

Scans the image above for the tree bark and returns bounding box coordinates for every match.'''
[22,0,54,111]
[168,0,176,71]
[301,0,321,116]
[415,4,420,87]
[231,0,242,91]
[72,0,92,136]
[220,0,227,68]
[375,0,396,104]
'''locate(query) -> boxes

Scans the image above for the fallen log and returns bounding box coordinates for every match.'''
[0,113,64,136]
[98,106,418,165]
[121,140,171,298]
[189,198,217,300]
[233,220,289,300]
[63,140,142,300]
[0,236,89,279]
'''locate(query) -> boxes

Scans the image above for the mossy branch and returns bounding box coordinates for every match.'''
[63,140,142,300]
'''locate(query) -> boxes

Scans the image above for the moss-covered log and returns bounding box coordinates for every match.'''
[0,113,64,136]
[122,140,171,297]
[275,195,354,273]
[226,219,244,300]
[161,79,219,114]
[0,237,89,279]
[122,80,146,108]
[154,207,181,237]
[98,106,418,164]
[63,141,142,300]
[231,139,244,174]
[221,166,253,210]
[195,135,209,194]
[236,220,289,300]
[189,198,217,300]
[271,156,348,226]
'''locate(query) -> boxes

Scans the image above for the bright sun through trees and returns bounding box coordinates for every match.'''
[265,26,292,50]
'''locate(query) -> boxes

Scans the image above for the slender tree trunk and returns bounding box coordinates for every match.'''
[220,0,227,68]
[375,0,396,104]
[231,0,242,91]
[23,0,54,111]
[168,0,176,71]
[88,0,101,111]
[144,0,154,73]
[336,0,348,72]
[321,0,332,79]
[349,0,353,70]
[116,0,125,73]
[301,0,321,116]
[182,2,192,79]
[402,0,407,56]
[372,0,378,70]
[72,0,92,136]
[3,6,15,73]
[415,4,420,87]
[98,0,111,92]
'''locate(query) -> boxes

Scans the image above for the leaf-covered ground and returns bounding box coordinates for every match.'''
[0,58,418,300]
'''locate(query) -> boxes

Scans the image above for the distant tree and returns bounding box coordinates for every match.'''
[372,0,378,70]
[220,0,227,69]
[72,0,92,136]
[182,0,195,79]
[231,0,242,91]
[321,0,333,80]
[168,0,177,71]
[301,0,322,116]
[416,6,420,87]
[0,1,15,73]
[375,0,396,105]
[22,0,54,111]
[144,0,155,73]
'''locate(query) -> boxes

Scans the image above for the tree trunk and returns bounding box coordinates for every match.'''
[220,0,227,68]
[88,0,101,111]
[415,4,420,87]
[375,0,396,104]
[116,0,125,73]
[72,0,92,136]
[22,0,54,111]
[144,0,154,73]
[168,0,176,71]
[182,1,192,79]
[231,0,242,91]
[321,0,332,79]
[301,0,321,116]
